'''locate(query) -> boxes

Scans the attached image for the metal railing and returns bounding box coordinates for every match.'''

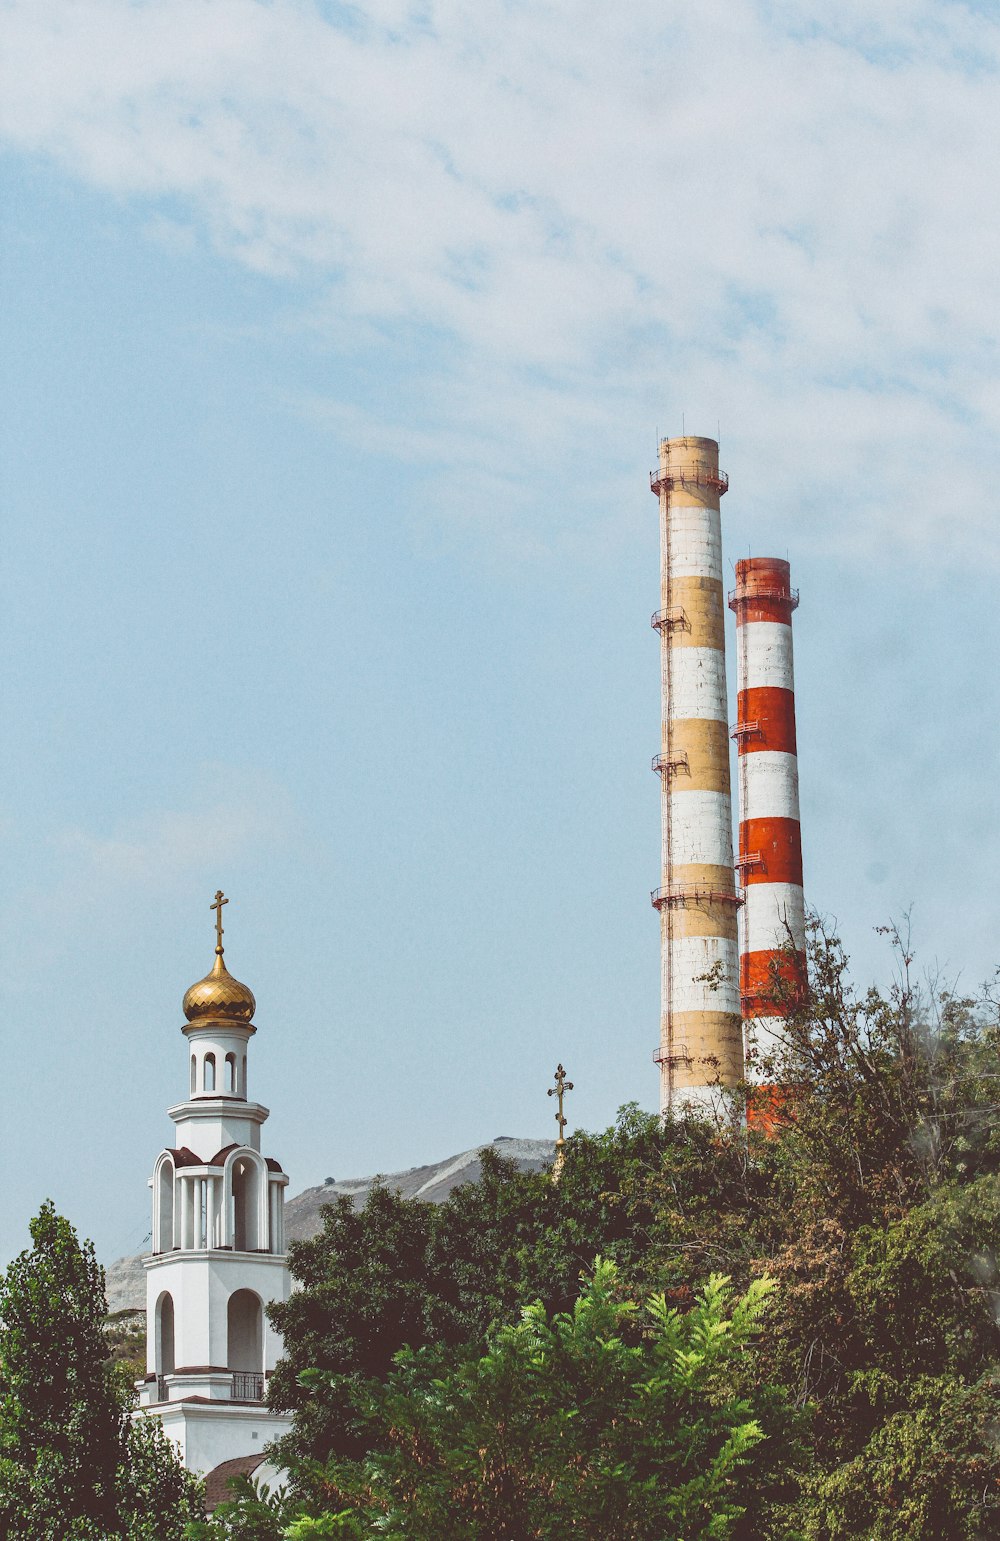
[651,884,744,910]
[232,1371,265,1402]
[650,606,690,632]
[651,751,689,777]
[650,467,729,497]
[728,584,799,610]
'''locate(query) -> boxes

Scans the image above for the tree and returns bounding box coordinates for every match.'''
[267,1150,563,1465]
[248,920,1000,1537]
[185,1472,310,1541]
[798,1373,1000,1541]
[121,1411,204,1541]
[0,1201,201,1540]
[294,1261,789,1541]
[267,1183,437,1462]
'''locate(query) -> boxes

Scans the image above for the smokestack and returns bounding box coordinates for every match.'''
[729,558,806,1127]
[651,436,743,1117]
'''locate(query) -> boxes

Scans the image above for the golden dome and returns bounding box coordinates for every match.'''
[183,950,256,1026]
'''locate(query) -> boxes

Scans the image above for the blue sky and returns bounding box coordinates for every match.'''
[0,0,997,1266]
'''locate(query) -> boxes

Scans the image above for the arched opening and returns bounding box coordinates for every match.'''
[231,1158,262,1251]
[241,1054,247,1097]
[227,1289,263,1372]
[155,1291,175,1376]
[204,1053,216,1093]
[190,1054,196,1097]
[225,1052,236,1094]
[156,1161,174,1253]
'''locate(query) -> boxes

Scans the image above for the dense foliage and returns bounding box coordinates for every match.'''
[0,1201,202,1540]
[200,919,1000,1539]
[17,917,987,1537]
[289,1263,785,1539]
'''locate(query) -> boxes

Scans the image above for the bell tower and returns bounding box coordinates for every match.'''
[137,893,294,1475]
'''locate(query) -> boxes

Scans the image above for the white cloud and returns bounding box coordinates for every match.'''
[3,0,1000,559]
[0,766,296,982]
[54,780,292,888]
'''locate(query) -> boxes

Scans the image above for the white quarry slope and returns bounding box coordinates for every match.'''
[105,1137,556,1314]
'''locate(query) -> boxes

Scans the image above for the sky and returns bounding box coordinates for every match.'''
[0,0,997,1267]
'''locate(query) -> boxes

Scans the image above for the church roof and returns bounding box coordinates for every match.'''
[183,951,256,1026]
[207,1143,283,1172]
[183,893,256,1026]
[204,1454,266,1512]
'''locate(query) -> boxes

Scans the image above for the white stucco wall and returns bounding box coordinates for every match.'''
[145,1250,290,1376]
[147,1402,294,1476]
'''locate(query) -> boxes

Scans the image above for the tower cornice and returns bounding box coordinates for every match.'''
[182,1020,257,1040]
[167,1099,270,1127]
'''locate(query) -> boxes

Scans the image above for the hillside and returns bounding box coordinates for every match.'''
[105,1136,555,1313]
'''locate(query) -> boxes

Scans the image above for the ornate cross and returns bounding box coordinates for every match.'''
[547,1063,574,1180]
[211,890,228,954]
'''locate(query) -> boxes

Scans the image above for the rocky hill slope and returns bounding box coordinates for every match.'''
[105,1136,555,1314]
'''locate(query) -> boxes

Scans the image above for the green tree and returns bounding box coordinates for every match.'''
[185,1472,310,1541]
[294,1261,789,1541]
[267,1113,699,1473]
[267,1151,560,1465]
[0,1201,201,1540]
[249,920,1000,1537]
[267,1183,436,1462]
[798,1373,1000,1540]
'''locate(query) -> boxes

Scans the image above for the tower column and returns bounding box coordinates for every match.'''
[206,1176,218,1250]
[730,558,806,1129]
[181,1177,194,1250]
[651,436,742,1116]
[138,892,294,1475]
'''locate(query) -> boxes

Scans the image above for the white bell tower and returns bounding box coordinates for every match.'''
[138,892,294,1475]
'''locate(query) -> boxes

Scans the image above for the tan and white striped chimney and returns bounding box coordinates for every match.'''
[651,436,743,1117]
[729,557,806,1130]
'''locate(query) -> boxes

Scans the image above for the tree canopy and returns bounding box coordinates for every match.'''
[0,1201,201,1541]
[290,1262,786,1540]
[14,916,1000,1538]
[224,920,1000,1538]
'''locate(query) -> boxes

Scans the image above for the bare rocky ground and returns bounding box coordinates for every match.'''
[105,1136,555,1314]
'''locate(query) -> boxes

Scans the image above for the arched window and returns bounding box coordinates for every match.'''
[231,1157,262,1251]
[227,1289,262,1373]
[190,1055,196,1097]
[204,1053,216,1093]
[156,1291,175,1377]
[156,1160,175,1253]
[225,1053,236,1094]
[241,1054,247,1097]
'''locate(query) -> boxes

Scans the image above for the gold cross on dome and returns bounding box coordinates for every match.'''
[547,1063,574,1180]
[211,890,228,954]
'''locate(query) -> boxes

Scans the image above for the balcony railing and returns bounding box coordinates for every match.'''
[232,1371,265,1402]
[649,467,729,497]
[728,583,799,611]
[651,884,744,910]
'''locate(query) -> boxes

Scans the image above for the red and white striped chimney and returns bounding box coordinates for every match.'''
[729,558,805,1126]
